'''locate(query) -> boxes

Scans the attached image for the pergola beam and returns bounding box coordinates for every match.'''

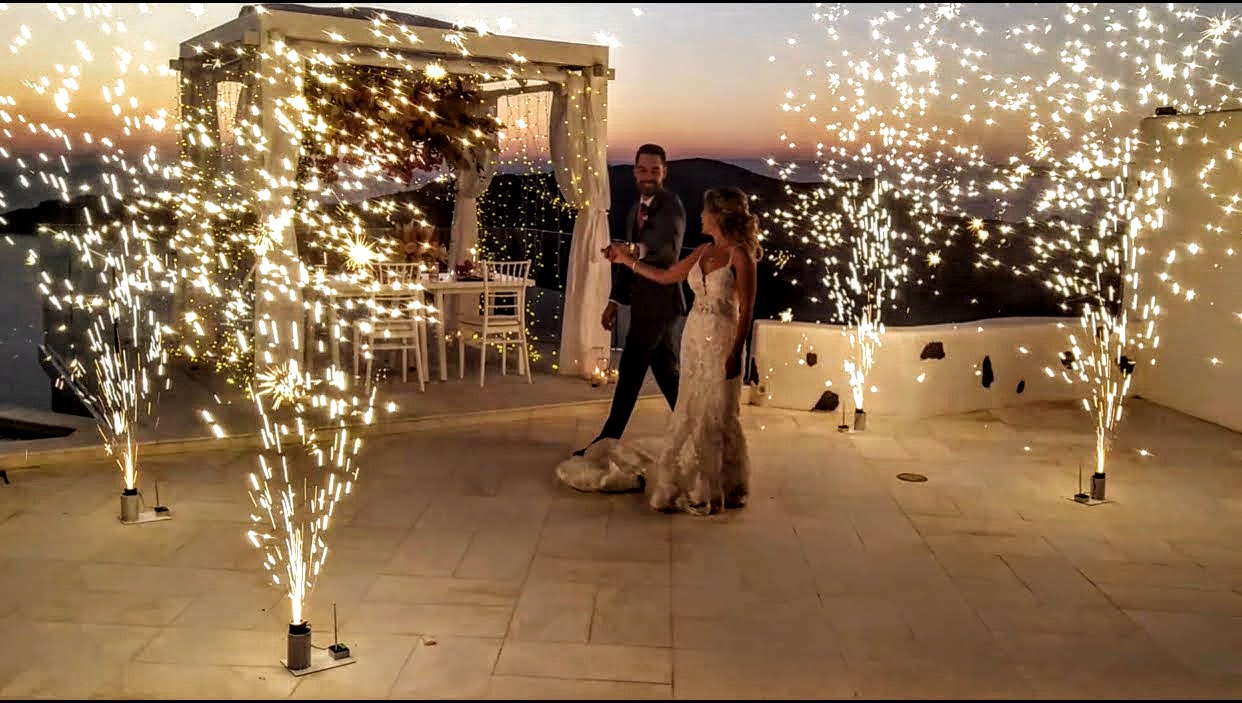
[180,6,609,69]
[481,80,558,99]
[287,38,596,84]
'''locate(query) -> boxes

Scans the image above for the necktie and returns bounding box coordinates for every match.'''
[636,203,649,233]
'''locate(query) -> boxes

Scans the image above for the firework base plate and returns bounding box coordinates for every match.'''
[119,508,173,525]
[282,649,356,676]
[1070,493,1111,507]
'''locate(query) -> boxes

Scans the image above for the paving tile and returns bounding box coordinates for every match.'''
[344,602,513,638]
[288,634,419,699]
[20,589,195,627]
[390,636,501,699]
[494,641,671,684]
[673,646,854,699]
[486,674,670,699]
[454,529,540,581]
[508,581,596,643]
[95,662,297,699]
[135,627,283,667]
[590,584,671,647]
[1128,610,1242,677]
[4,399,1242,698]
[528,555,670,587]
[364,574,522,608]
[383,528,472,576]
[1093,582,1242,616]
[0,622,161,697]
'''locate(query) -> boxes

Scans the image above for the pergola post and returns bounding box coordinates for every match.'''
[448,97,500,269]
[173,63,221,347]
[251,30,305,371]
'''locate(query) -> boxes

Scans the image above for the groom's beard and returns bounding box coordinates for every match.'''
[637,181,660,195]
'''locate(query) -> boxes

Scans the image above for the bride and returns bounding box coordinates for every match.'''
[560,187,761,516]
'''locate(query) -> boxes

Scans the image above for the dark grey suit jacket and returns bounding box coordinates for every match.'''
[609,189,687,338]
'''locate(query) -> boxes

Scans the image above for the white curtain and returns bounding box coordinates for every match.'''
[449,99,499,267]
[551,72,612,378]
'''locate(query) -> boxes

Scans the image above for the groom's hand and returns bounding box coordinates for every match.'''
[601,301,618,331]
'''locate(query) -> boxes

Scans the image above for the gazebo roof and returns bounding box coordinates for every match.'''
[176,2,612,83]
[241,3,468,33]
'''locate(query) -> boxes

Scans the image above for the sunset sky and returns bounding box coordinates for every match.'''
[4,2,1242,170]
[1,2,820,163]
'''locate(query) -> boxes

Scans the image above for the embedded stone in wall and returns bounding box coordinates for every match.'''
[1119,354,1136,376]
[813,389,840,412]
[920,341,945,360]
[981,355,994,388]
[805,351,818,367]
[1060,350,1076,369]
[1016,379,1026,394]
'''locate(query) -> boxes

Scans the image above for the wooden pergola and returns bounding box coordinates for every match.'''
[172,3,615,378]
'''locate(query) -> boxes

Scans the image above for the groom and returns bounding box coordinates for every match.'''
[573,143,686,456]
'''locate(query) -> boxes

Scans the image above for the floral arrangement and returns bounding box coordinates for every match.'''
[303,65,502,185]
[395,219,448,270]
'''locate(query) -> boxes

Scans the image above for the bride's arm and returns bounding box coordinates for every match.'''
[624,244,707,285]
[730,246,758,364]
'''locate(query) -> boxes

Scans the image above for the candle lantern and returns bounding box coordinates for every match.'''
[590,347,610,387]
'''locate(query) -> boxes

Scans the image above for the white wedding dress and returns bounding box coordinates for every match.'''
[556,261,750,515]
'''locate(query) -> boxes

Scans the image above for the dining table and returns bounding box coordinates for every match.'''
[316,271,535,382]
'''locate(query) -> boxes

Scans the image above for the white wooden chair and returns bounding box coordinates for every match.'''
[354,289,428,392]
[357,262,430,385]
[456,260,532,387]
[374,262,421,285]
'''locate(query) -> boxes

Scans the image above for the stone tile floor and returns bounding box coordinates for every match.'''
[0,344,653,469]
[1,398,1242,699]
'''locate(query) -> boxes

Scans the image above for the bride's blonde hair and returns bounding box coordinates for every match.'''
[704,187,763,261]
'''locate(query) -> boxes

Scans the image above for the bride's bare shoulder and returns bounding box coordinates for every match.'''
[730,245,757,266]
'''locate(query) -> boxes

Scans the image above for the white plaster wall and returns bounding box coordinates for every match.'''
[1133,112,1242,433]
[0,238,49,411]
[751,317,1082,417]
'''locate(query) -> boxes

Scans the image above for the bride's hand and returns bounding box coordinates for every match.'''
[725,350,742,380]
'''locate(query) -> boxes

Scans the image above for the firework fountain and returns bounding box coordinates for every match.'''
[776,3,1242,491]
[1,1,617,671]
[774,177,912,430]
[26,222,173,523]
[170,10,511,672]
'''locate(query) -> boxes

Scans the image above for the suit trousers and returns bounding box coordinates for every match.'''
[598,314,681,441]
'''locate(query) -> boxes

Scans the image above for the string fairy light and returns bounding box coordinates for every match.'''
[473,89,573,369]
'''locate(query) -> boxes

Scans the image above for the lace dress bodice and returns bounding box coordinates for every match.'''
[687,263,739,321]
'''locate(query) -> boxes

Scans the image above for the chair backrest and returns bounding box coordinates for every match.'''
[480,260,530,323]
[374,262,421,284]
[366,291,426,325]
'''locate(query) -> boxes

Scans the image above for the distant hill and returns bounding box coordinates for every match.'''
[1,157,1065,327]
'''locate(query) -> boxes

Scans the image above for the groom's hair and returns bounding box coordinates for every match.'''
[635,143,667,165]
